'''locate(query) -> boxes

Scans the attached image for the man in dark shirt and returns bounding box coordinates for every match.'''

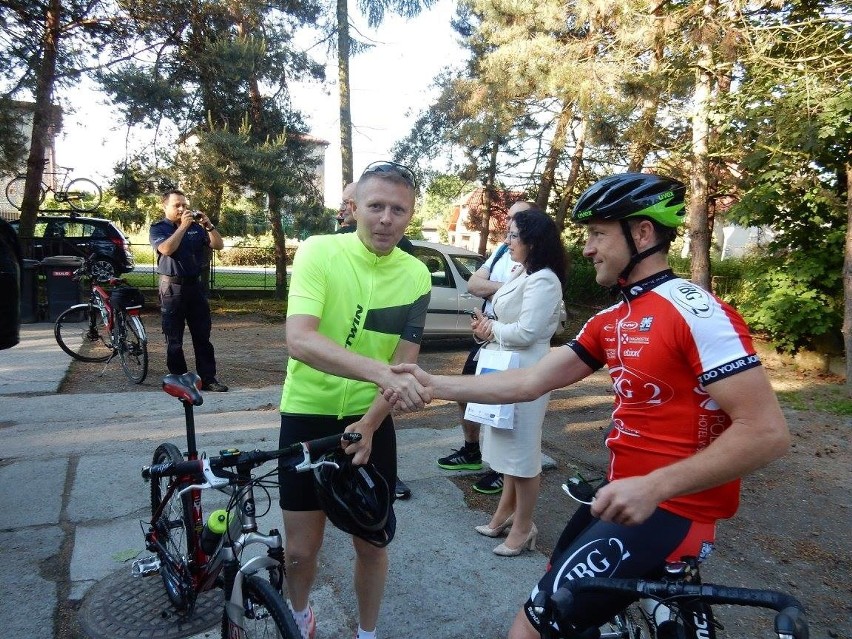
[149,188,228,391]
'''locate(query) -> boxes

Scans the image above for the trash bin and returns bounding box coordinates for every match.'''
[19,259,40,324]
[42,256,83,321]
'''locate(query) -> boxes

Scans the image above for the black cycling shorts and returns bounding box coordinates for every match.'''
[523,504,717,634]
[278,413,397,512]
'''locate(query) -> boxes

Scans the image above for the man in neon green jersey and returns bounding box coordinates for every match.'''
[278,161,431,639]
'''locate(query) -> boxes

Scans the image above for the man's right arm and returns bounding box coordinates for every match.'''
[466,266,503,299]
[390,345,594,407]
[286,314,430,411]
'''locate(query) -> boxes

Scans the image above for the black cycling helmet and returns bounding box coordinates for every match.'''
[571,172,686,227]
[313,450,396,548]
[572,173,686,285]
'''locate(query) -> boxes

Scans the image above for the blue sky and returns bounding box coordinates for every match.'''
[55,0,464,207]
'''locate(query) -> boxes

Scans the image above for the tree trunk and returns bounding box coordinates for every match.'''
[554,116,586,233]
[688,0,715,292]
[337,0,353,185]
[268,193,288,300]
[535,101,573,210]
[477,141,499,256]
[843,160,851,396]
[18,0,62,257]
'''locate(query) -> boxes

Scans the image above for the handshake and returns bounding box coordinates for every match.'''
[380,364,433,412]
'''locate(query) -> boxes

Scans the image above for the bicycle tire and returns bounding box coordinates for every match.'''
[5,176,45,210]
[116,313,148,383]
[64,177,102,212]
[150,443,196,612]
[54,303,114,362]
[221,573,301,639]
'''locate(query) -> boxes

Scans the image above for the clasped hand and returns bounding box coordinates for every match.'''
[383,364,432,412]
[378,368,431,412]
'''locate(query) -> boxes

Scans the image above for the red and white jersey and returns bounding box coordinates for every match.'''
[569,270,761,522]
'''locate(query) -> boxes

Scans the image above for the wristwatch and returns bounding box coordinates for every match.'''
[205,225,216,232]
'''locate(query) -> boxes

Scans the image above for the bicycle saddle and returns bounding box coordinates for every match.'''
[162,372,204,405]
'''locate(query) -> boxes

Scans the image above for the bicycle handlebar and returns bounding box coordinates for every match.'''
[142,432,362,482]
[547,578,808,639]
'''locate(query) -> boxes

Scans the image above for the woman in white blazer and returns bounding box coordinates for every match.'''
[469,208,567,556]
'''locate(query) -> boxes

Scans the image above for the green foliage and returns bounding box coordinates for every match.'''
[562,242,616,309]
[219,245,275,266]
[734,249,842,354]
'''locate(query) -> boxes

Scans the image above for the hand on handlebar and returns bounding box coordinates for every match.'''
[341,421,374,466]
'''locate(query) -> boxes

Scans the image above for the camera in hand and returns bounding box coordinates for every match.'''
[192,211,204,221]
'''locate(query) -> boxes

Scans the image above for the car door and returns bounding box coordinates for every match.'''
[412,246,460,336]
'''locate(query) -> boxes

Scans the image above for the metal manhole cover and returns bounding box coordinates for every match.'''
[78,567,220,639]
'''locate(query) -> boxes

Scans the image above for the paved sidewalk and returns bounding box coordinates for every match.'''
[0,324,555,639]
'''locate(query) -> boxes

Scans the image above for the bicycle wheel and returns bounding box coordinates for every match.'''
[150,443,196,612]
[221,573,301,639]
[116,313,148,383]
[5,176,45,210]
[64,177,102,212]
[54,303,114,362]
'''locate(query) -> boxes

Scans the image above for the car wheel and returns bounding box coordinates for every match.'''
[91,259,116,281]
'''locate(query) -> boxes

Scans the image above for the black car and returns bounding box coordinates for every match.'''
[9,214,135,280]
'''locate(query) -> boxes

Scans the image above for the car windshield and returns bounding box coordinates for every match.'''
[450,254,484,280]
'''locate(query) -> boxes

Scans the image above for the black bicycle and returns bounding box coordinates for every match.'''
[536,475,810,639]
[133,372,359,639]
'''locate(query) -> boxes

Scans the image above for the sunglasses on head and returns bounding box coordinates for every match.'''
[360,161,417,190]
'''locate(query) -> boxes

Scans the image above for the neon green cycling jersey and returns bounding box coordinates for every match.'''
[280,233,431,417]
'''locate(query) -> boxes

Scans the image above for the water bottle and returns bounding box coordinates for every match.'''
[200,509,230,555]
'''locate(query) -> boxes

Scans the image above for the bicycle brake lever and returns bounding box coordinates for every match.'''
[176,459,231,496]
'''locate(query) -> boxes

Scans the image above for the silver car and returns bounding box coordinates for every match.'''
[409,240,567,338]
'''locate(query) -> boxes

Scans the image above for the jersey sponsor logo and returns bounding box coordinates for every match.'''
[670,282,713,318]
[553,537,632,584]
[698,412,728,446]
[620,334,650,345]
[611,364,674,407]
[619,320,639,330]
[622,347,643,358]
[345,304,364,347]
[698,354,760,384]
[639,316,653,331]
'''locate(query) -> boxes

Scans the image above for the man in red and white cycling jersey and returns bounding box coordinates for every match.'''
[389,172,790,638]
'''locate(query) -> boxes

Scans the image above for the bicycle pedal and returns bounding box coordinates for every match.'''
[131,555,161,577]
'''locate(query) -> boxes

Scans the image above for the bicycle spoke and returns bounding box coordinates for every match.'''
[117,314,148,383]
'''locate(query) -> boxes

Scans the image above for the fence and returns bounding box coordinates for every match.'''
[127,243,285,292]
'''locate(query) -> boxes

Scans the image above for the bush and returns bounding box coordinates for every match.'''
[563,243,616,308]
[219,245,275,266]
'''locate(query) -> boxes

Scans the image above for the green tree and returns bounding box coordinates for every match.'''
[0,0,120,248]
[98,0,324,297]
[716,0,851,388]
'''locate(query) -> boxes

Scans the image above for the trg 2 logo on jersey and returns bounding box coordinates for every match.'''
[610,364,674,407]
[670,283,713,318]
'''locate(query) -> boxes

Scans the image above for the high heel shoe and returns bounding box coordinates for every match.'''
[474,514,514,538]
[493,524,538,556]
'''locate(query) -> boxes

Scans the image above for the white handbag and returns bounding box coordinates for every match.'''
[463,348,520,429]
